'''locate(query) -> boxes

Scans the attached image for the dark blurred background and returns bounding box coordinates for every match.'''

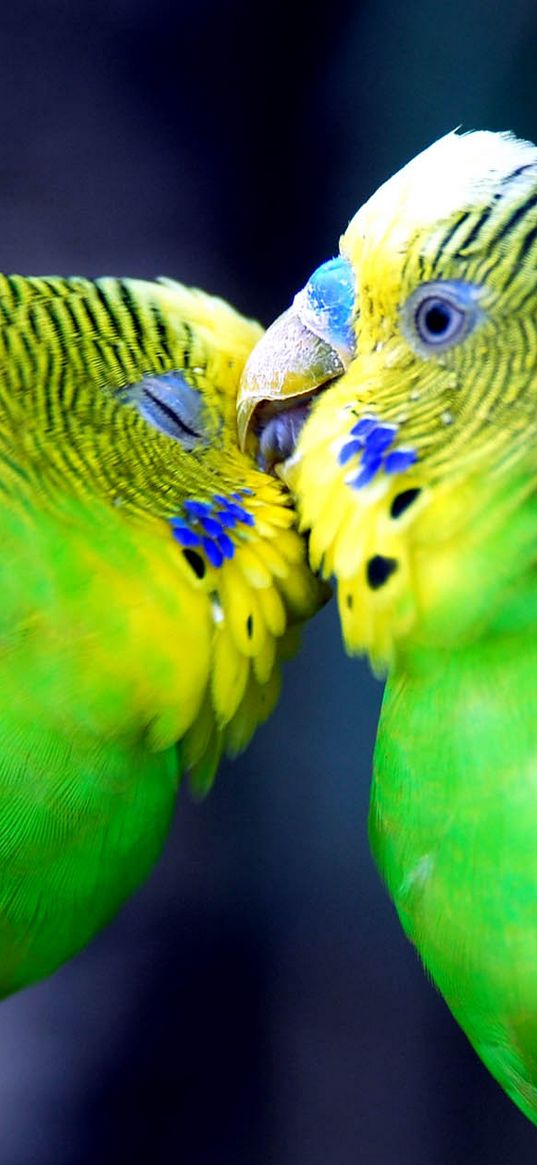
[1,2,536,1162]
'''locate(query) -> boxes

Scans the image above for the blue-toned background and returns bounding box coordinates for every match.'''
[1,2,536,1161]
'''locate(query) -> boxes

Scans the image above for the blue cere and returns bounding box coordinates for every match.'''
[170,487,255,568]
[304,256,356,353]
[339,414,418,490]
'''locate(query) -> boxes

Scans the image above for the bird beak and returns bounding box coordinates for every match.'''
[237,257,356,470]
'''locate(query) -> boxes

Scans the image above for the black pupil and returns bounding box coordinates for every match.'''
[423,301,452,336]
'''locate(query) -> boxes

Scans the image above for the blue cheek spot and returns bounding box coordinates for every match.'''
[340,414,418,490]
[384,449,418,474]
[349,455,383,489]
[363,424,398,455]
[338,439,365,467]
[184,499,212,520]
[202,537,224,567]
[220,501,255,525]
[170,489,256,568]
[170,522,202,548]
[217,532,235,559]
[199,514,225,538]
[350,416,377,439]
[216,509,237,529]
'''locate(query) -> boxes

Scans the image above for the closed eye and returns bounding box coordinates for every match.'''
[120,370,212,448]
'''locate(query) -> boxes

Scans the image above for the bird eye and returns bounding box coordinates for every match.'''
[402,280,483,356]
[119,370,212,448]
[416,298,464,344]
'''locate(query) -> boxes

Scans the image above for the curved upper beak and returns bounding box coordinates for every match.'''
[237,306,347,450]
[237,256,357,467]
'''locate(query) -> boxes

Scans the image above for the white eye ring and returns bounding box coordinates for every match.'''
[401,280,484,356]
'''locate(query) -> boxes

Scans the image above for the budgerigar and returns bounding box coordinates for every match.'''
[238,130,537,1123]
[0,272,323,997]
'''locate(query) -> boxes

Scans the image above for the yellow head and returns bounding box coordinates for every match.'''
[238,131,537,668]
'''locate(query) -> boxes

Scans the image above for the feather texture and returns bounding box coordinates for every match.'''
[0,273,324,995]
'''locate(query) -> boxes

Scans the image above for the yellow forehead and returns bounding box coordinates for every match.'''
[340,130,537,306]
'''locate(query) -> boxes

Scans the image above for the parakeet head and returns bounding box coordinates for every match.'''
[1,274,263,520]
[0,272,326,793]
[238,130,537,668]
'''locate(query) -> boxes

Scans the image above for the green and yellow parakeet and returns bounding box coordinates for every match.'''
[238,130,537,1123]
[0,271,323,997]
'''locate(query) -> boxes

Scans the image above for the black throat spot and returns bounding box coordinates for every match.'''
[366,555,398,590]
